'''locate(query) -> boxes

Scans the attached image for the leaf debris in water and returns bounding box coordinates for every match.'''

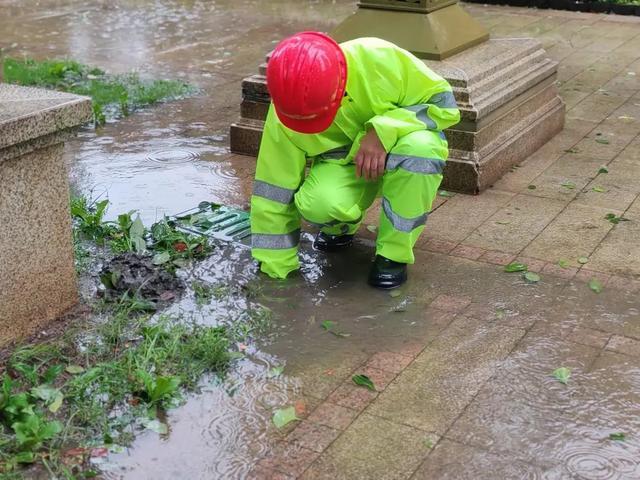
[321,320,351,338]
[588,278,603,293]
[272,406,299,429]
[267,366,285,378]
[505,262,528,273]
[552,367,571,385]
[524,272,540,283]
[609,432,626,441]
[352,374,376,391]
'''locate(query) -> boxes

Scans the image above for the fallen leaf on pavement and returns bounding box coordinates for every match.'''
[352,374,376,391]
[553,367,571,385]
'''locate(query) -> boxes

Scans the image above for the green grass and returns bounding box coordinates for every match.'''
[0,196,273,477]
[3,58,195,125]
[0,297,233,477]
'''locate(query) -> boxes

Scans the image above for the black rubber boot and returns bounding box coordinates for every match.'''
[313,232,354,252]
[368,255,407,289]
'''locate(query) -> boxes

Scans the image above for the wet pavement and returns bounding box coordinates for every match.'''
[2,1,640,479]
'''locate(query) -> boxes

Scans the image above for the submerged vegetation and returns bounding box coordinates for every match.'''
[0,197,272,478]
[3,58,195,125]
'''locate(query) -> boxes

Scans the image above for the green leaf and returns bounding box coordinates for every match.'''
[131,236,146,254]
[592,186,606,193]
[598,165,609,174]
[130,215,145,239]
[577,257,589,265]
[561,181,576,190]
[524,272,540,283]
[65,365,85,374]
[267,366,285,378]
[143,419,168,434]
[14,451,36,464]
[438,190,455,198]
[173,258,188,268]
[609,432,626,441]
[527,185,537,190]
[152,251,171,265]
[31,385,60,403]
[321,320,336,332]
[553,367,571,385]
[366,224,377,233]
[505,262,528,273]
[564,147,579,154]
[321,320,351,338]
[588,278,603,294]
[496,220,511,225]
[352,374,376,391]
[595,138,610,145]
[424,438,434,449]
[558,259,569,268]
[48,392,64,413]
[272,406,298,429]
[389,289,402,298]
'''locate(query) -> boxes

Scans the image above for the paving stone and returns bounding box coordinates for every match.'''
[424,190,515,243]
[449,244,485,261]
[287,421,341,454]
[478,250,515,266]
[567,326,611,349]
[366,317,526,434]
[522,203,617,267]
[417,237,458,254]
[358,365,398,391]
[605,275,640,294]
[446,336,601,466]
[412,439,569,480]
[515,256,547,273]
[307,402,359,431]
[606,335,640,357]
[429,294,472,313]
[542,261,578,280]
[574,268,611,286]
[616,136,640,166]
[365,351,414,374]
[463,194,566,253]
[327,381,378,412]
[588,212,640,277]
[249,467,294,480]
[300,414,433,480]
[570,127,636,162]
[255,441,320,478]
[524,153,605,201]
[577,160,640,212]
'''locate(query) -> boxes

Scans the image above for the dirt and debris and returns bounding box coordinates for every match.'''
[99,253,184,305]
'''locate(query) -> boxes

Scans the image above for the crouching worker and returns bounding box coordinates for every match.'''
[250,32,460,289]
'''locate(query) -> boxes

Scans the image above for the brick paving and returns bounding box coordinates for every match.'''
[245,5,640,479]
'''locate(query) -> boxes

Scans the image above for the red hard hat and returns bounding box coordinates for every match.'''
[267,31,347,134]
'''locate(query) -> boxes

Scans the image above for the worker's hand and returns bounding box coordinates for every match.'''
[355,129,387,181]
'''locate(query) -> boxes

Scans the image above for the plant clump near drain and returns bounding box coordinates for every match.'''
[99,253,184,306]
[0,196,271,478]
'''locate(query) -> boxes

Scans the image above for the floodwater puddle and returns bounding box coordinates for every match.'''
[3,0,640,478]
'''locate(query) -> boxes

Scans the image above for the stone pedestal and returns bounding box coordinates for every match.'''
[0,84,92,347]
[230,37,564,194]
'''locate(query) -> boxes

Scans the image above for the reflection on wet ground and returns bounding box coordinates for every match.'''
[2,0,640,478]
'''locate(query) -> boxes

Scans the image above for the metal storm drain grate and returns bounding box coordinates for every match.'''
[171,201,251,245]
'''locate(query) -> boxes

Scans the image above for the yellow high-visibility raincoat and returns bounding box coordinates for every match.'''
[250,37,461,279]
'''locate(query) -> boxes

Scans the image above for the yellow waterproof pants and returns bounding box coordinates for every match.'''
[294,130,448,264]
